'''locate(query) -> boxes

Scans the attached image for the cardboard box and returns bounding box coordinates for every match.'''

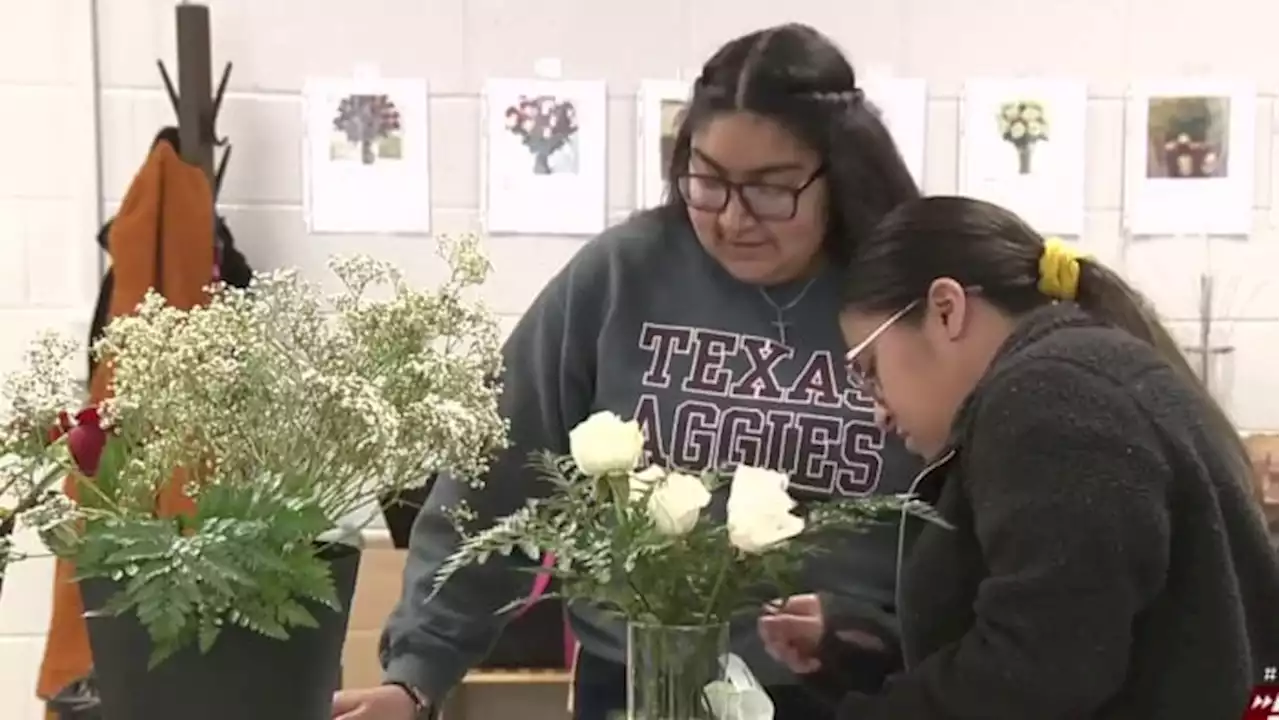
[1245,433,1279,529]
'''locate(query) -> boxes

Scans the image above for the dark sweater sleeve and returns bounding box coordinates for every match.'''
[800,591,902,702]
[379,256,601,704]
[837,360,1173,720]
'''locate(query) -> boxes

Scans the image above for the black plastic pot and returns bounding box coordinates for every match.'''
[380,480,433,550]
[80,542,360,720]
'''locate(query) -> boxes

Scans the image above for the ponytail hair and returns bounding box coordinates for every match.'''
[1073,260,1197,388]
[842,196,1258,506]
[1072,258,1257,500]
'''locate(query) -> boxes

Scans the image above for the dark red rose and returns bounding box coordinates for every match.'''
[67,407,107,477]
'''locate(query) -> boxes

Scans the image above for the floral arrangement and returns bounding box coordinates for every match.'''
[998,100,1049,174]
[2,235,507,664]
[1161,131,1219,178]
[0,335,85,578]
[433,411,947,626]
[503,94,579,175]
[333,93,403,165]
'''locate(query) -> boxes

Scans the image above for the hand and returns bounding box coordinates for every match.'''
[332,685,421,720]
[758,593,825,674]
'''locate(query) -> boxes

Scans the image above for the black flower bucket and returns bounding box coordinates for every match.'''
[81,542,360,720]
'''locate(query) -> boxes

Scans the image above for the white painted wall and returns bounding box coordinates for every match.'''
[0,0,1276,717]
[0,0,99,717]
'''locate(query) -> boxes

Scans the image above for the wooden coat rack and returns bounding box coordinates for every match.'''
[157,3,232,199]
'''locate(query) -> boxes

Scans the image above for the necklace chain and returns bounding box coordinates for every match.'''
[757,278,818,346]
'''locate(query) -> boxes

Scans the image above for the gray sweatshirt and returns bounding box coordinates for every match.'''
[380,208,922,703]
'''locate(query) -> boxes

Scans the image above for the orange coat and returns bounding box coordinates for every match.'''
[37,140,212,699]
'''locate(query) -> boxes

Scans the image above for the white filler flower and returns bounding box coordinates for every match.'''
[568,411,644,477]
[727,465,804,553]
[647,471,711,536]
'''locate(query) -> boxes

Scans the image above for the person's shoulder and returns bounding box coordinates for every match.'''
[960,335,1175,503]
[968,324,1169,453]
[529,207,688,322]
[988,314,1170,406]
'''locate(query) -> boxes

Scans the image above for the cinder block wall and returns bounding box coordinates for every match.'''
[1,0,1276,717]
[0,2,99,718]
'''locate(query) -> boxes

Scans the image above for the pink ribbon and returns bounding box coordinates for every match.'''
[516,552,577,667]
[518,552,555,616]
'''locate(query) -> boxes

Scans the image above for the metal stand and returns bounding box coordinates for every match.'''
[1181,273,1235,396]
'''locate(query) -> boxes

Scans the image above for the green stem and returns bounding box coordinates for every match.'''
[699,547,732,625]
[608,474,657,619]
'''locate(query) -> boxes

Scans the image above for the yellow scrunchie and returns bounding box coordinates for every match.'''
[1037,237,1087,300]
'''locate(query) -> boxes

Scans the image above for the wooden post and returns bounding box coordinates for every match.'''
[175,4,214,183]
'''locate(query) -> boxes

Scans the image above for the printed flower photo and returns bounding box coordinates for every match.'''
[1146,96,1231,179]
[330,93,404,165]
[658,99,688,181]
[997,100,1049,175]
[503,94,580,175]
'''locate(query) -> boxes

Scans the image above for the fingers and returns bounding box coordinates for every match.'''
[784,593,821,615]
[757,607,819,635]
[332,691,360,714]
[760,631,822,674]
[758,614,824,674]
[331,691,364,719]
[762,592,821,616]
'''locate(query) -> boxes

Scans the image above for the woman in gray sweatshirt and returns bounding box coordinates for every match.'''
[333,22,924,720]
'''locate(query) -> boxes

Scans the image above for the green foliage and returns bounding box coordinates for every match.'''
[63,483,339,667]
[434,452,950,626]
[2,238,508,665]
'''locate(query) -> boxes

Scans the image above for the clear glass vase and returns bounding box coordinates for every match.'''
[627,621,730,720]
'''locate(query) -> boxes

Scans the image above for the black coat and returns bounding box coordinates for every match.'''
[813,303,1278,719]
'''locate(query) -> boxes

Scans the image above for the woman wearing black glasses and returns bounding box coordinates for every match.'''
[334,22,923,720]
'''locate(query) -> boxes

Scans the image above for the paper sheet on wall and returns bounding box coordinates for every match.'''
[1123,78,1256,236]
[960,78,1088,236]
[302,77,431,235]
[483,79,607,235]
[637,80,692,209]
[862,78,927,188]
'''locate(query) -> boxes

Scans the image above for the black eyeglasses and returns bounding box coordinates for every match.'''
[675,166,826,221]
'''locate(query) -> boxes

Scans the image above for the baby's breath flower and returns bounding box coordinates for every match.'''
[0,235,508,660]
[0,332,86,575]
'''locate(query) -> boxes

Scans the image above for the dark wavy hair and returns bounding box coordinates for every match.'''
[664,23,921,265]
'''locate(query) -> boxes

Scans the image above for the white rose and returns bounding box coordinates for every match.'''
[647,471,711,536]
[630,464,665,499]
[569,411,645,477]
[729,510,804,553]
[727,465,804,553]
[726,465,793,514]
